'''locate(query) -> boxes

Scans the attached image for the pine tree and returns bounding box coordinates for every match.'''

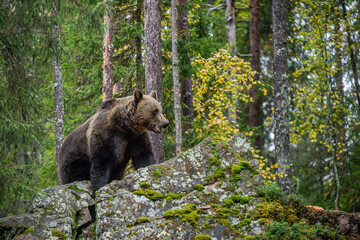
[249,0,262,150]
[144,0,164,163]
[103,0,114,102]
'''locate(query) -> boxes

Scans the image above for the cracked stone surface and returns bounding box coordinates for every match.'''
[1,133,265,240]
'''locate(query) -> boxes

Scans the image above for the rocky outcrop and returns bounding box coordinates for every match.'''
[1,133,264,239]
[95,134,263,239]
[1,133,359,239]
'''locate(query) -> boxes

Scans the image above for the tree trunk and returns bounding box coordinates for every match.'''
[178,0,194,131]
[102,0,114,102]
[225,0,238,123]
[272,0,292,194]
[136,0,144,90]
[52,0,64,183]
[144,0,164,163]
[172,0,182,154]
[249,0,262,150]
[340,0,360,111]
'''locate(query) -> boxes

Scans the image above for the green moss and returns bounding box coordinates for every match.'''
[183,211,199,226]
[165,192,185,202]
[139,182,151,189]
[250,169,260,177]
[231,161,252,175]
[193,184,205,191]
[218,218,231,228]
[133,189,165,201]
[51,230,67,239]
[200,222,213,230]
[22,226,36,235]
[252,213,262,220]
[208,156,221,167]
[223,198,234,207]
[195,234,212,240]
[229,195,252,204]
[153,172,161,177]
[256,202,286,220]
[136,217,150,224]
[67,185,86,192]
[242,236,256,240]
[235,218,252,228]
[213,168,225,179]
[164,204,200,227]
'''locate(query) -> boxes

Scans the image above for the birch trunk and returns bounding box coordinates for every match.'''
[102,0,114,102]
[172,0,182,154]
[145,0,164,163]
[52,0,64,181]
[225,0,238,123]
[249,0,262,150]
[272,0,292,194]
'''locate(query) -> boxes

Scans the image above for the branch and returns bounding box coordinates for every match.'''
[237,53,252,57]
[206,4,225,16]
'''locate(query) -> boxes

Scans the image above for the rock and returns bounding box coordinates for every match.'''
[0,181,93,240]
[2,133,358,239]
[95,134,263,239]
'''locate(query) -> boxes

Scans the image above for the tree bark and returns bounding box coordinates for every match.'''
[272,0,292,194]
[136,0,144,90]
[340,0,360,111]
[52,0,64,183]
[249,0,262,150]
[225,0,238,123]
[145,0,164,163]
[178,0,194,131]
[172,0,182,154]
[102,0,114,102]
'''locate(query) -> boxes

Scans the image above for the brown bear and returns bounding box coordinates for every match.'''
[58,90,169,197]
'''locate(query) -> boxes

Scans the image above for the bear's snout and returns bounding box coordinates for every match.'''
[162,121,169,128]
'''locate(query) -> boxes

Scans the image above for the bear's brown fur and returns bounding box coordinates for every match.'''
[58,90,168,196]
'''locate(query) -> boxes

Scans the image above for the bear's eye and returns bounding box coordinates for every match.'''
[152,109,159,116]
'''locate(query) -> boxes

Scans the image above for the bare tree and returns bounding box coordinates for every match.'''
[273,0,292,194]
[249,0,262,149]
[52,0,64,180]
[102,0,114,102]
[172,0,182,154]
[178,0,194,131]
[145,0,164,163]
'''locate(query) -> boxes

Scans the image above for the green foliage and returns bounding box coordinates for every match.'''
[258,183,284,201]
[256,221,343,240]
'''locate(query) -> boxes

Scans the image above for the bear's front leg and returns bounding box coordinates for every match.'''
[89,135,128,198]
[129,132,156,169]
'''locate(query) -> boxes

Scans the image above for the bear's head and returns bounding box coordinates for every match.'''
[133,89,169,134]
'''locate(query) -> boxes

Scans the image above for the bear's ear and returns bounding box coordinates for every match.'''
[150,90,157,100]
[134,89,143,103]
